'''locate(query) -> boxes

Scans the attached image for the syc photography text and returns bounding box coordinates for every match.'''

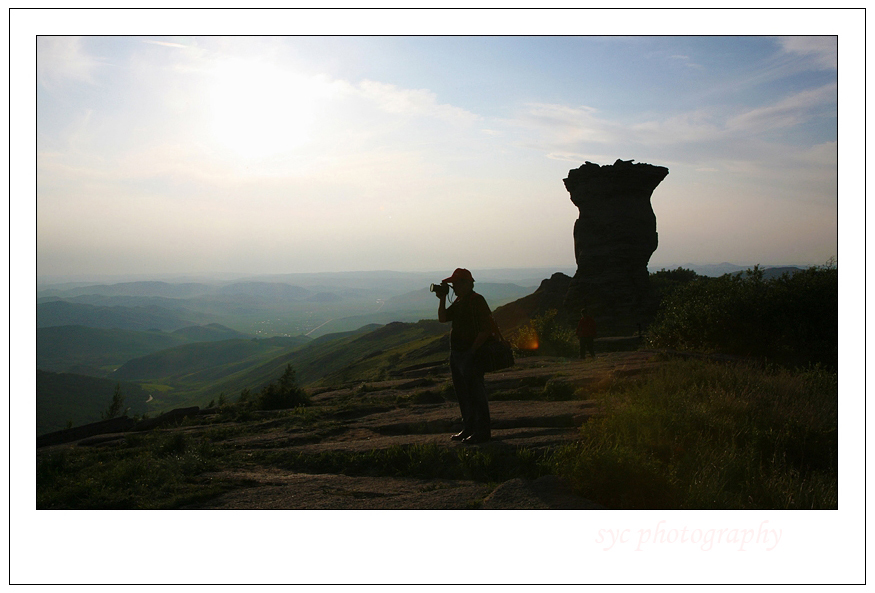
[596,520,782,552]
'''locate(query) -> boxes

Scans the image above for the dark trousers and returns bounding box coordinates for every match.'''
[579,337,595,358]
[450,350,490,436]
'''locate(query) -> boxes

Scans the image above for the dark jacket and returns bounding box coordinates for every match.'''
[445,291,492,352]
[576,315,597,338]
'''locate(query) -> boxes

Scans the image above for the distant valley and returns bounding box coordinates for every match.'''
[37,270,545,338]
[35,265,807,435]
[35,270,549,434]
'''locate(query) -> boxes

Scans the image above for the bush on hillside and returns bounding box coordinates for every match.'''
[647,264,837,368]
[511,309,578,358]
[254,364,311,410]
[649,266,700,303]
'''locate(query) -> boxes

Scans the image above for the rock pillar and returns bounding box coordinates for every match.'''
[563,159,669,335]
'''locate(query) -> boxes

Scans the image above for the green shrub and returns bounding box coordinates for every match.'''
[254,364,311,410]
[439,381,457,402]
[158,432,189,457]
[542,378,577,401]
[649,267,700,301]
[647,264,837,368]
[512,309,578,358]
[409,389,446,405]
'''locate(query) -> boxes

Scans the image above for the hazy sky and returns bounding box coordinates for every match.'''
[34,23,842,279]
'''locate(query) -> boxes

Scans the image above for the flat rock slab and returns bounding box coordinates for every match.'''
[184,470,603,510]
[184,469,494,510]
[217,398,601,456]
[482,475,606,510]
[185,352,664,508]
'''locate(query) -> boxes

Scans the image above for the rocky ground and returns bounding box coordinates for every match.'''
[181,351,661,509]
[43,351,665,509]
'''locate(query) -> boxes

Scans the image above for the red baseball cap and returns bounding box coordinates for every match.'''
[442,268,474,283]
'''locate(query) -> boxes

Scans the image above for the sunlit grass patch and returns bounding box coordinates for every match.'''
[551,360,837,509]
[139,383,174,393]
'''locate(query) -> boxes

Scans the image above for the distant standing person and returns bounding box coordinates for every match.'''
[436,268,493,444]
[576,308,597,359]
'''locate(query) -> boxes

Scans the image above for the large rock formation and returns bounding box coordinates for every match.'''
[563,159,669,335]
[491,159,668,338]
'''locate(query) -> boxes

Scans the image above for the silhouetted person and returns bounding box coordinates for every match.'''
[436,268,492,443]
[576,308,597,359]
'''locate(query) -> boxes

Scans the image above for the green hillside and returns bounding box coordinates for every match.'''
[113,337,308,382]
[187,320,450,404]
[37,324,257,376]
[268,320,448,385]
[37,371,151,435]
[37,325,191,375]
[107,320,450,411]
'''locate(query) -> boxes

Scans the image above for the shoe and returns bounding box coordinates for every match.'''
[463,433,491,444]
[451,430,473,441]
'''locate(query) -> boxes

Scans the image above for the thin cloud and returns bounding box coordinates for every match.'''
[37,36,105,88]
[356,80,480,124]
[629,110,721,145]
[726,83,836,133]
[141,39,190,49]
[777,36,837,70]
[499,77,837,186]
[668,53,705,70]
[509,103,614,145]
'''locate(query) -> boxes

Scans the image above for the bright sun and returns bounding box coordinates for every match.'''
[208,58,324,161]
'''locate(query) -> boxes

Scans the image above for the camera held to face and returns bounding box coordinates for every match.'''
[430,282,449,297]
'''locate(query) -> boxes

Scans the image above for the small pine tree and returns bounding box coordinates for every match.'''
[102,383,126,420]
[256,364,310,410]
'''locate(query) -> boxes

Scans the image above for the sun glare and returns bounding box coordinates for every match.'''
[208,58,325,161]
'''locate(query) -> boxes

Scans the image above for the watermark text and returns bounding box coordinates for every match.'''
[596,520,782,552]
